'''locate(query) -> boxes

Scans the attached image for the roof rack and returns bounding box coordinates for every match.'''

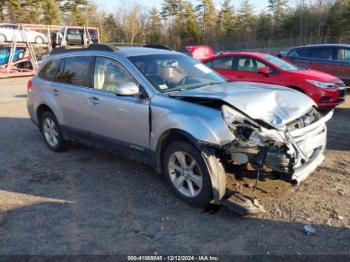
[144,44,172,50]
[50,44,119,55]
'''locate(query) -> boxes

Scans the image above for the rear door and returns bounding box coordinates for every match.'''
[53,55,93,131]
[208,56,236,80]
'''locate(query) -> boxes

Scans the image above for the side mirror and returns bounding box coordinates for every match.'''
[115,82,140,96]
[259,67,270,76]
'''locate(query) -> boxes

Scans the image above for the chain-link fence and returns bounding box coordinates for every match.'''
[207,35,350,53]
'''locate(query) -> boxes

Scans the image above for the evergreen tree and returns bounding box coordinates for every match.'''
[268,0,288,37]
[326,0,350,38]
[146,8,162,44]
[256,11,273,43]
[62,0,90,26]
[161,0,179,18]
[0,0,6,22]
[100,14,120,42]
[7,0,23,23]
[41,0,61,24]
[196,0,217,42]
[183,3,202,44]
[217,0,235,39]
[237,0,255,46]
[22,0,42,23]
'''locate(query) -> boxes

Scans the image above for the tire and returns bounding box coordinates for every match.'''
[162,141,213,207]
[35,36,44,44]
[0,34,6,42]
[40,111,67,152]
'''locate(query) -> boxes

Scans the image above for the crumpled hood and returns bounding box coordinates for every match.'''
[169,81,316,129]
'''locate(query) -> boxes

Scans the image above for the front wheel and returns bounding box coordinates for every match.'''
[162,141,213,207]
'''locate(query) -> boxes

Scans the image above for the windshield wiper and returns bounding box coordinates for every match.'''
[164,82,223,93]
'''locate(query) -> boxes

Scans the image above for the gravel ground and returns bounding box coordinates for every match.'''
[0,77,349,255]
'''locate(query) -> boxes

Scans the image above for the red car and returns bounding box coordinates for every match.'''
[202,52,346,108]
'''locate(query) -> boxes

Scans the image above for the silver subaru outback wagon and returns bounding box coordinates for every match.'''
[27,44,333,209]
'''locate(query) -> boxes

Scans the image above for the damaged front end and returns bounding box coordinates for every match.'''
[221,104,333,185]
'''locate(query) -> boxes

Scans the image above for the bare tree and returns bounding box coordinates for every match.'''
[115,1,143,44]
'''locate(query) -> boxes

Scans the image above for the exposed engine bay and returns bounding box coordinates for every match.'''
[221,104,332,185]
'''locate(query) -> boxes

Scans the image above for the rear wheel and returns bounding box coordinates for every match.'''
[35,36,44,44]
[163,141,213,207]
[40,111,67,152]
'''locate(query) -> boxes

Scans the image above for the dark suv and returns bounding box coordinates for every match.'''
[285,44,350,85]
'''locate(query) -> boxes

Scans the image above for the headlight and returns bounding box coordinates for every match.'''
[306,79,337,89]
[222,105,266,145]
[222,104,249,125]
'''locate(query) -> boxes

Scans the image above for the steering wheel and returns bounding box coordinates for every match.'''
[178,76,194,86]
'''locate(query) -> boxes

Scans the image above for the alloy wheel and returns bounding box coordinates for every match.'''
[43,118,59,147]
[168,151,203,198]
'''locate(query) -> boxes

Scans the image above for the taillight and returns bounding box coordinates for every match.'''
[27,79,33,92]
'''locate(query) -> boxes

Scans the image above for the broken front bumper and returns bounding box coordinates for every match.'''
[286,110,333,184]
[225,110,333,185]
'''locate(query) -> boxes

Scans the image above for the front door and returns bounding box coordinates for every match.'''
[85,56,150,151]
[232,56,280,84]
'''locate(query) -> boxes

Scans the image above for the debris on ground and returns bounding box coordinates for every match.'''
[303,225,316,235]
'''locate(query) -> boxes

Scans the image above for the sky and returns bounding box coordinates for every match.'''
[93,0,269,14]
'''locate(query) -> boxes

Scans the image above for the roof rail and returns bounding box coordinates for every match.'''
[144,44,172,50]
[50,44,119,55]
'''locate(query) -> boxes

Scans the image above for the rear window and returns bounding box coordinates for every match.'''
[56,56,92,86]
[38,59,61,81]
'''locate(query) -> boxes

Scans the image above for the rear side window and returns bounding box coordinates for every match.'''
[56,56,92,86]
[38,59,61,81]
[310,47,334,60]
[212,56,233,70]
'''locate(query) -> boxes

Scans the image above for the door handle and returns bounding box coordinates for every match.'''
[88,96,101,105]
[238,75,244,78]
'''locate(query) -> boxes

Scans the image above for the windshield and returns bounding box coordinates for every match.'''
[263,54,299,71]
[128,54,226,92]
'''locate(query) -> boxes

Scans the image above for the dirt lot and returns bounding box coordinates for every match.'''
[0,77,349,255]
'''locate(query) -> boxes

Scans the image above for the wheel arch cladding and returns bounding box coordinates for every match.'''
[37,104,54,130]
